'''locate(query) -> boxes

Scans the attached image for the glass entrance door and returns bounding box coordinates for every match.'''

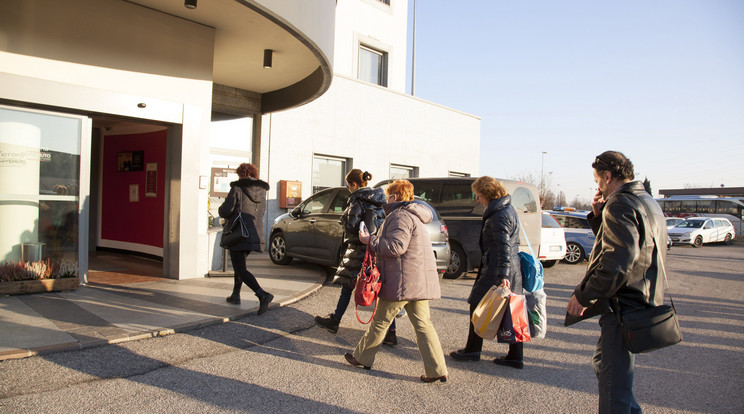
[0,105,91,283]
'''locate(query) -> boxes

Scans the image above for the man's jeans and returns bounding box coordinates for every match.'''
[593,313,642,414]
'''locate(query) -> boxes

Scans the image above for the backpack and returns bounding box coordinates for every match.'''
[518,221,544,293]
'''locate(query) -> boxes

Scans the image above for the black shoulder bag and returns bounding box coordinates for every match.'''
[220,190,250,249]
[612,194,683,353]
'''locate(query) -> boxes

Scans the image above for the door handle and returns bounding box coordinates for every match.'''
[309,219,317,223]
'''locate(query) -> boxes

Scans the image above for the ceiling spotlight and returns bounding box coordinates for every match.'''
[263,49,273,68]
[184,0,197,9]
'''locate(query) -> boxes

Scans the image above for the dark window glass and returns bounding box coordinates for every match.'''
[542,214,561,228]
[329,191,349,214]
[697,200,715,214]
[303,192,332,214]
[441,183,475,206]
[411,182,439,203]
[666,200,681,213]
[564,217,590,229]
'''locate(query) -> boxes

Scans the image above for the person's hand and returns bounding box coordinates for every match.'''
[592,190,605,216]
[498,279,510,289]
[359,224,370,245]
[566,294,587,317]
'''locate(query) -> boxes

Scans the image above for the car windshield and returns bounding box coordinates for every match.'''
[677,220,704,229]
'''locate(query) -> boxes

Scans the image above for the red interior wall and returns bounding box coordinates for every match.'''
[101,130,166,249]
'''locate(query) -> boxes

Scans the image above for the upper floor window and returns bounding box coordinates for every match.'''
[313,155,347,193]
[390,164,417,180]
[358,45,388,87]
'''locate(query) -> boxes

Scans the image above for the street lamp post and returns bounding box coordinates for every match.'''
[540,151,547,191]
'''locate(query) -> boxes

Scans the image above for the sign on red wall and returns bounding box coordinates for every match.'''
[101,130,166,248]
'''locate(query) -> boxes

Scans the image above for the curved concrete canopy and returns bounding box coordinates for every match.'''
[130,0,335,113]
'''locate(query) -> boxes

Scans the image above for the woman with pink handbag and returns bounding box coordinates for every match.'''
[344,180,448,383]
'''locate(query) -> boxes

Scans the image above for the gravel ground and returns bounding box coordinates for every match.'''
[1,244,742,413]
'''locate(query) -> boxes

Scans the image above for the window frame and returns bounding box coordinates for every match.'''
[358,44,388,87]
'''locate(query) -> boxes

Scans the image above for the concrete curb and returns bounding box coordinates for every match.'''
[0,279,325,361]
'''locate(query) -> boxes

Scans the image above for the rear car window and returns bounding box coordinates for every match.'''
[542,214,561,228]
[512,187,538,214]
[440,183,476,206]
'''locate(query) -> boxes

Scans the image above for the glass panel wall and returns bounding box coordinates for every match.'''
[0,106,82,280]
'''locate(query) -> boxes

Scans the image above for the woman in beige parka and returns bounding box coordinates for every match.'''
[343,180,448,383]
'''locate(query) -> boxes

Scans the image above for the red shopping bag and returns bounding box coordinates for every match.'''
[355,247,381,324]
[497,294,532,344]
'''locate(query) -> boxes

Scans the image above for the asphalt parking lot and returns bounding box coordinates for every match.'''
[1,243,742,413]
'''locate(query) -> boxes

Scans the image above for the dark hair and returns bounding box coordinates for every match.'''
[345,169,372,187]
[236,163,259,179]
[592,151,634,180]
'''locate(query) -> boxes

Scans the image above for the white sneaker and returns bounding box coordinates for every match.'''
[396,307,407,318]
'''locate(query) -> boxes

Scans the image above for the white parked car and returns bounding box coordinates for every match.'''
[667,217,736,247]
[665,217,686,229]
[538,212,566,267]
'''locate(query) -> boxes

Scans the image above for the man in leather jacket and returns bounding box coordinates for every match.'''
[566,151,667,414]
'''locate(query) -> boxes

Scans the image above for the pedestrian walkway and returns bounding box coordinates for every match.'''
[0,252,327,361]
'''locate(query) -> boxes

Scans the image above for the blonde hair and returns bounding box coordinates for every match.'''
[386,179,414,201]
[472,176,508,201]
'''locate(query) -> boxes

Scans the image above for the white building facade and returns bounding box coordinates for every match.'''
[0,0,480,282]
[259,0,481,228]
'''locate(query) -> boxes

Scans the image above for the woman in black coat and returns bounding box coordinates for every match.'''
[314,169,398,343]
[450,176,524,368]
[218,163,273,315]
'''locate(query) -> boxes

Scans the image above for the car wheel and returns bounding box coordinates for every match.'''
[269,232,293,265]
[563,242,584,265]
[444,244,467,279]
[693,235,703,248]
[542,260,557,268]
[724,234,732,245]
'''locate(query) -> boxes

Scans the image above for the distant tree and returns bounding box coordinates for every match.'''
[643,177,652,195]
[556,191,567,207]
[514,172,555,210]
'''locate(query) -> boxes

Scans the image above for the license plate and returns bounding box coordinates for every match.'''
[550,246,561,252]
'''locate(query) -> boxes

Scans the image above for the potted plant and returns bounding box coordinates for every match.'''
[0,258,79,295]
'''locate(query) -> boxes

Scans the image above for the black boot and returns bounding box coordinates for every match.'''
[315,314,340,334]
[225,294,241,304]
[257,291,274,315]
[383,329,398,346]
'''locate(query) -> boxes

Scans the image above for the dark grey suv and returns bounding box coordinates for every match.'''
[268,186,450,276]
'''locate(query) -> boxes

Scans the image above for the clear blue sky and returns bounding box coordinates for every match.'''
[406,0,744,202]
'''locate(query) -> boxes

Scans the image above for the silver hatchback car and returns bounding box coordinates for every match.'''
[268,187,450,277]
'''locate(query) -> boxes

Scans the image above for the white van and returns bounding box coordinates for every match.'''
[375,177,541,279]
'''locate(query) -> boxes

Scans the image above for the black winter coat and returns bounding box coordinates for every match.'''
[468,195,522,305]
[571,181,667,319]
[332,187,386,287]
[218,177,270,252]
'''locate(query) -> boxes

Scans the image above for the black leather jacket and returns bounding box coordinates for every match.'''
[468,195,522,305]
[573,181,667,317]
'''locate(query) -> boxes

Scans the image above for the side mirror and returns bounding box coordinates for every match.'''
[291,206,302,217]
